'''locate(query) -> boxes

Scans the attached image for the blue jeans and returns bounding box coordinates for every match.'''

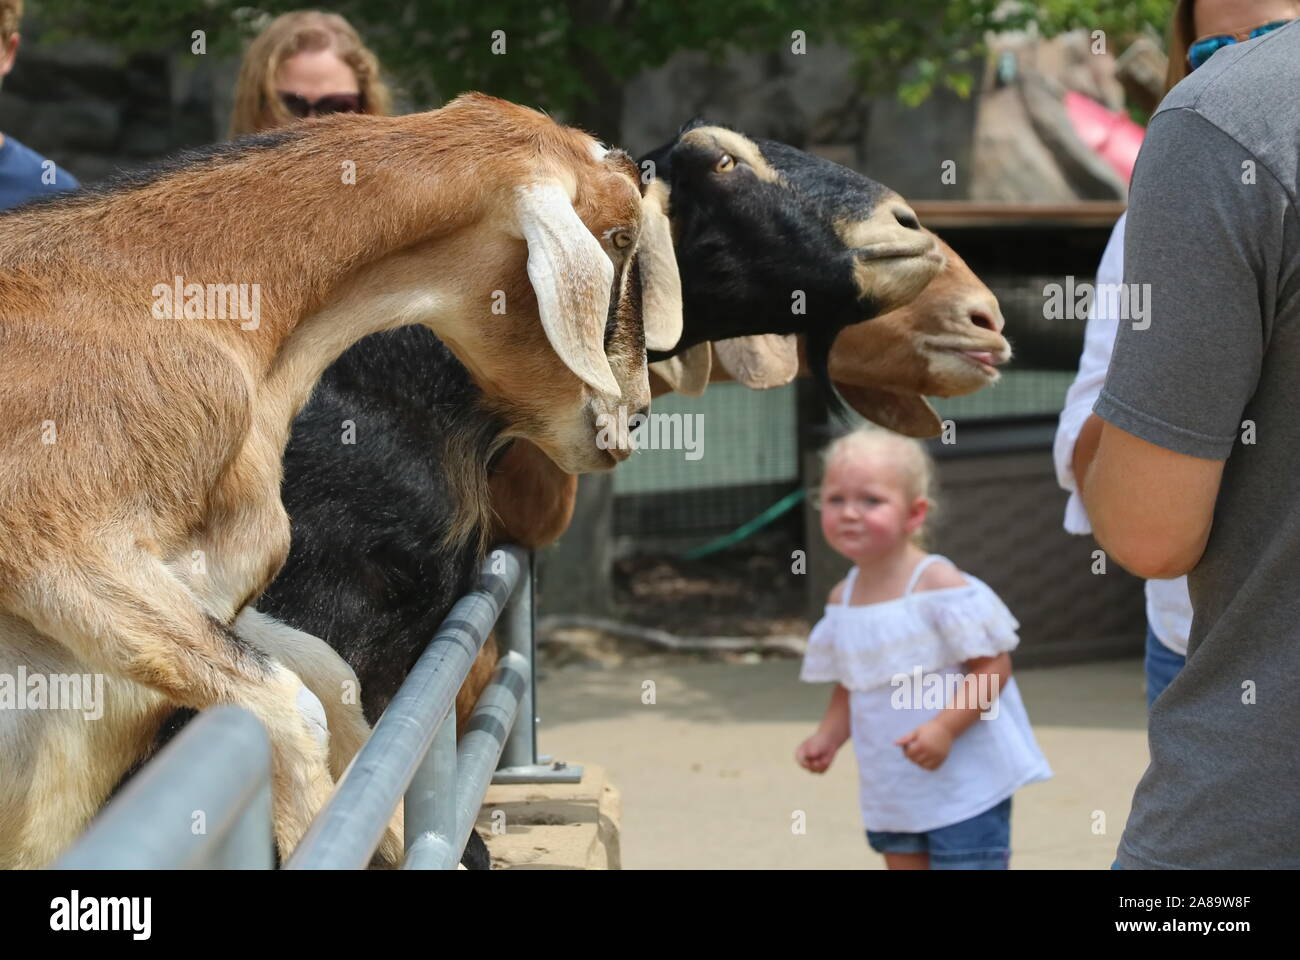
[1145,623,1186,711]
[866,797,1012,869]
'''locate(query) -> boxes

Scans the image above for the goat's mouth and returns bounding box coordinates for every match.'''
[959,350,1000,374]
[856,241,942,264]
[932,342,1011,382]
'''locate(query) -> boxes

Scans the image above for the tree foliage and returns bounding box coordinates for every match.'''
[29,0,1175,123]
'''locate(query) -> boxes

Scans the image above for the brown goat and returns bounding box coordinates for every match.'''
[0,93,681,868]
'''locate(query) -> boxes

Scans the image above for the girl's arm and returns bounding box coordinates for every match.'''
[796,683,851,772]
[895,653,1013,770]
[931,652,1012,740]
[820,683,852,745]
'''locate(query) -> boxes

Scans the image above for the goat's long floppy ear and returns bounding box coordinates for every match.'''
[515,181,620,396]
[649,341,712,396]
[834,383,943,438]
[712,334,799,389]
[638,180,683,352]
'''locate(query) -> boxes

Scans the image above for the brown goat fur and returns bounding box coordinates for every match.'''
[0,92,675,868]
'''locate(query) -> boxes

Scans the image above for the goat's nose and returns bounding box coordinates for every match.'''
[893,206,921,231]
[966,299,1005,334]
[629,405,650,430]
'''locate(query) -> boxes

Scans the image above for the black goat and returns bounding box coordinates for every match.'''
[642,119,940,414]
[258,327,503,725]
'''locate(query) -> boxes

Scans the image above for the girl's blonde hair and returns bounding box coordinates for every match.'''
[229,10,392,138]
[819,425,939,549]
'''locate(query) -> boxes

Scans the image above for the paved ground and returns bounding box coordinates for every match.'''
[535,656,1149,869]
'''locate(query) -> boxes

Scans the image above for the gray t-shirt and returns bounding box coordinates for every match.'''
[1095,21,1300,868]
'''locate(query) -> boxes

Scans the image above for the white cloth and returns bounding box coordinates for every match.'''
[801,555,1053,833]
[1051,212,1192,656]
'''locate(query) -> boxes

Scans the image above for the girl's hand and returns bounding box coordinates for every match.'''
[894,721,953,771]
[795,731,842,773]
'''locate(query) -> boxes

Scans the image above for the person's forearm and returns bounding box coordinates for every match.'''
[1071,413,1105,497]
[933,655,1011,738]
[820,684,851,743]
[1083,421,1221,579]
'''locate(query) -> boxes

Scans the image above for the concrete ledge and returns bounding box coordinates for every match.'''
[477,763,621,869]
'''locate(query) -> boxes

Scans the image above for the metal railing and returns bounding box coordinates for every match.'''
[55,544,578,870]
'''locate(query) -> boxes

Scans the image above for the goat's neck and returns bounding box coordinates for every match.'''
[20,120,494,369]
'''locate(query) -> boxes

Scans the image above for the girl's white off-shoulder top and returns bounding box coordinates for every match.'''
[801,555,1053,833]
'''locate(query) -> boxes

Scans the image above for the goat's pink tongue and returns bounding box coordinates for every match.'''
[965,351,995,365]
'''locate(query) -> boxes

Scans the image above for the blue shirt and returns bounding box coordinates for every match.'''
[0,134,78,210]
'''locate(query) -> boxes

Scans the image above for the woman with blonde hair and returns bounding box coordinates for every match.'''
[229,10,392,137]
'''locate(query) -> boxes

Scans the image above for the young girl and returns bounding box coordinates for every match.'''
[795,426,1052,869]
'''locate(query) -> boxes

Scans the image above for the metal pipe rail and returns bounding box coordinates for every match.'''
[54,706,273,870]
[55,544,578,869]
[288,545,530,869]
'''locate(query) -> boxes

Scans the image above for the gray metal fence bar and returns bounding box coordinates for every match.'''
[402,701,458,867]
[497,550,535,770]
[57,541,564,869]
[403,649,527,869]
[492,547,581,784]
[54,706,273,870]
[285,545,524,870]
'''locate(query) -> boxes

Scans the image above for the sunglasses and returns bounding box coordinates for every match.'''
[1187,19,1293,70]
[277,90,366,118]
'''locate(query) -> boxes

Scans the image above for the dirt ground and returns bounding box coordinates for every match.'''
[533,545,1149,870]
[611,542,811,640]
[531,653,1150,870]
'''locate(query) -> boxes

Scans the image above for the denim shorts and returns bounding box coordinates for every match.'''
[1144,623,1186,711]
[866,796,1012,869]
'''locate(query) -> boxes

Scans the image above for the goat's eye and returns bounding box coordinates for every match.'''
[714,153,735,173]
[612,229,634,250]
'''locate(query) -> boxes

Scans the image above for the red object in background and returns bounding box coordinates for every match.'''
[1064,90,1146,184]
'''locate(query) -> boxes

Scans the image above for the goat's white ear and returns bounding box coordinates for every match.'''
[638,180,683,352]
[649,341,711,397]
[712,334,799,389]
[834,382,943,438]
[514,181,620,397]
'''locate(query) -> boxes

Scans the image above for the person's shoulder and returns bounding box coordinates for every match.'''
[1155,22,1300,151]
[827,578,847,605]
[1,135,43,167]
[913,558,970,593]
[0,136,79,189]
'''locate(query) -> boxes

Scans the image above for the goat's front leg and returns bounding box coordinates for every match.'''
[13,552,337,866]
[233,607,404,868]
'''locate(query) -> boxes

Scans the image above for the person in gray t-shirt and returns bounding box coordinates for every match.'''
[1083,19,1300,868]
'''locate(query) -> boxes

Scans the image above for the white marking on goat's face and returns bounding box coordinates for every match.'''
[843,205,944,314]
[601,224,636,255]
[677,127,781,184]
[837,196,925,251]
